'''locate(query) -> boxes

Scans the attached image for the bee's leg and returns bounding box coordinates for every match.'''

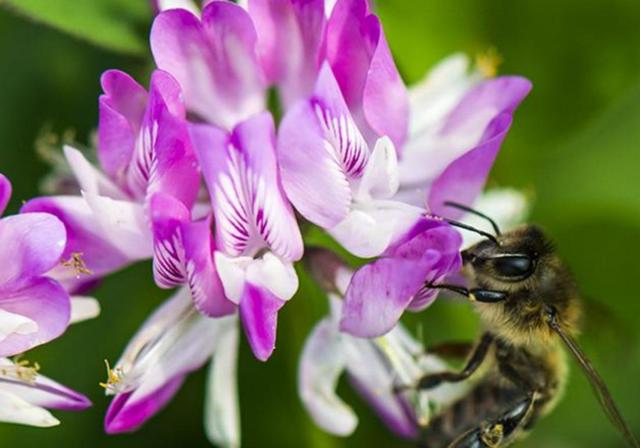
[414,333,494,390]
[427,341,474,360]
[427,284,507,303]
[447,394,536,448]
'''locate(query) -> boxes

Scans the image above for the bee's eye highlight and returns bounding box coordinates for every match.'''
[492,255,535,280]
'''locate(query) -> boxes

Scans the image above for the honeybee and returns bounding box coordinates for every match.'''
[410,202,639,448]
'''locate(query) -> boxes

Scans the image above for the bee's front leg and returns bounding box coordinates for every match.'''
[418,332,494,390]
[447,393,537,448]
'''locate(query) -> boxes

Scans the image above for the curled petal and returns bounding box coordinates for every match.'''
[298,318,356,436]
[327,0,408,148]
[63,146,126,200]
[0,278,70,357]
[151,4,265,129]
[0,213,66,289]
[0,390,59,427]
[245,252,298,301]
[239,283,284,361]
[69,296,101,324]
[0,174,12,216]
[98,70,148,181]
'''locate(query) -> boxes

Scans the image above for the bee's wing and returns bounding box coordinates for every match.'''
[550,321,639,448]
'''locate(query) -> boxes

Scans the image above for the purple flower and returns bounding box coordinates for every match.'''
[341,217,463,337]
[0,174,91,425]
[278,63,422,257]
[22,70,199,291]
[102,287,239,447]
[0,174,70,356]
[299,249,466,438]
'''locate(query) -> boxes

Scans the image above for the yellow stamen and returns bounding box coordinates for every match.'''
[62,252,93,277]
[0,356,41,384]
[476,47,502,78]
[99,359,123,391]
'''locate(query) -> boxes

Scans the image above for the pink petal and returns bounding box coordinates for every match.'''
[0,174,12,216]
[0,213,66,289]
[239,283,285,361]
[0,278,70,357]
[249,0,326,107]
[98,70,148,181]
[151,4,265,129]
[327,0,408,149]
[428,76,532,218]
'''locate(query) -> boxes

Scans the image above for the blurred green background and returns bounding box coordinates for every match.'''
[1,0,639,447]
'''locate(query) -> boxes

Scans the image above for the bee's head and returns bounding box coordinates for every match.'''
[461,224,552,286]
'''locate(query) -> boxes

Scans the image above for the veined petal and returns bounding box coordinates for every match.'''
[327,0,408,148]
[249,0,326,107]
[0,278,70,357]
[151,3,265,129]
[0,174,12,216]
[150,193,189,288]
[69,296,101,324]
[239,283,285,361]
[0,389,59,427]
[245,252,299,301]
[204,322,240,447]
[298,317,356,436]
[192,114,303,260]
[98,70,148,182]
[0,213,66,289]
[0,358,91,411]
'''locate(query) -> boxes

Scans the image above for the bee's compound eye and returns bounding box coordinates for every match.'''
[492,255,535,280]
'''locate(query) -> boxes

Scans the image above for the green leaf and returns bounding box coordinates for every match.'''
[1,0,150,56]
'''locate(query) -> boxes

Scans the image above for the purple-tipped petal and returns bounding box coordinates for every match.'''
[192,113,303,261]
[428,77,532,217]
[105,375,185,434]
[0,360,91,411]
[0,174,11,216]
[327,0,408,148]
[98,70,148,181]
[239,283,284,361]
[0,278,70,357]
[151,3,265,129]
[249,0,326,107]
[0,213,66,289]
[341,220,462,337]
[181,218,237,317]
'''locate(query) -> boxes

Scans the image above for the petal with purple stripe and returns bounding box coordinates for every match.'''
[239,283,284,361]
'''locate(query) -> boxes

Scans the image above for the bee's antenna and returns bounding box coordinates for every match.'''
[445,219,499,244]
[444,201,501,236]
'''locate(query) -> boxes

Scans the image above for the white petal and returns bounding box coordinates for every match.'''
[83,191,153,260]
[329,200,423,258]
[0,390,59,427]
[69,296,101,324]
[63,145,126,199]
[204,323,240,448]
[245,252,298,301]
[298,318,357,436]
[156,0,200,15]
[214,252,250,304]
[0,309,37,343]
[355,136,399,201]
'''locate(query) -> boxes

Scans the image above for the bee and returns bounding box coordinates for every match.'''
[408,202,639,448]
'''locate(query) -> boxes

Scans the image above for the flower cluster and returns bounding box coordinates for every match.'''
[0,0,531,445]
